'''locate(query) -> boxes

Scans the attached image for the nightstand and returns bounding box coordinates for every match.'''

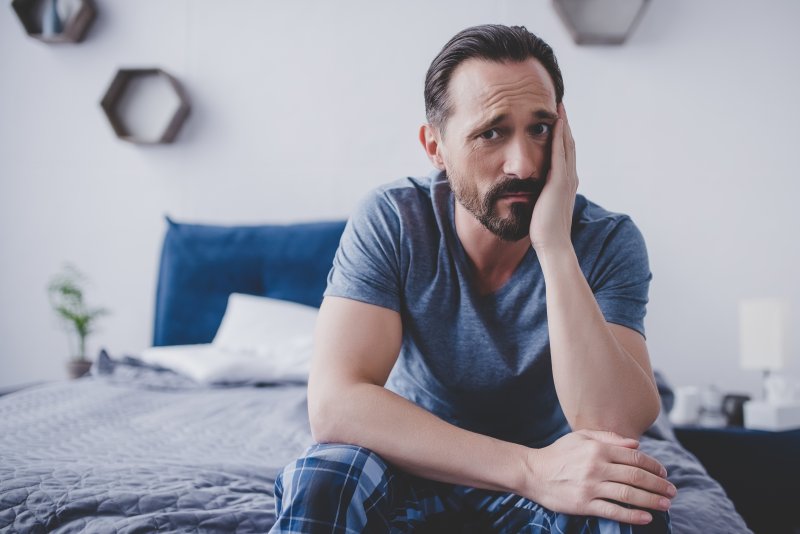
[674,425,800,534]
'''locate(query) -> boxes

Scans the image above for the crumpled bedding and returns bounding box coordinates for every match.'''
[640,417,752,533]
[0,354,750,533]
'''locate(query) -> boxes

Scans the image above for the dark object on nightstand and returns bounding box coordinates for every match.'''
[722,393,752,427]
[674,425,800,534]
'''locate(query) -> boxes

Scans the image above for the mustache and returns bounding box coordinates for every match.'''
[487,177,544,198]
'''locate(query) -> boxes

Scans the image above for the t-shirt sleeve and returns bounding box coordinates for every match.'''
[589,217,652,337]
[323,190,402,312]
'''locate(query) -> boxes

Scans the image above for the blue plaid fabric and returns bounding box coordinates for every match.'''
[271,443,671,533]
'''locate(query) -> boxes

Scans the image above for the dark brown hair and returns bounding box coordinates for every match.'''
[424,24,564,132]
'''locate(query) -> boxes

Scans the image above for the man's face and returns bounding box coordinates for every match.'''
[436,58,558,241]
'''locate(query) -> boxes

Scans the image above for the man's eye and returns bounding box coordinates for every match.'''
[479,129,500,140]
[531,123,551,136]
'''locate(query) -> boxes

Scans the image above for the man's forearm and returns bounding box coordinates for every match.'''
[310,381,673,524]
[310,381,529,494]
[537,244,660,438]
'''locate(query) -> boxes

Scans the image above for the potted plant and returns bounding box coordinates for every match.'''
[47,264,109,379]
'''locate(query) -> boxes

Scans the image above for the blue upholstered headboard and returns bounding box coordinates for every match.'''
[152,217,347,347]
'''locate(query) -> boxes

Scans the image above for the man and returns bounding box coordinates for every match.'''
[272,24,674,533]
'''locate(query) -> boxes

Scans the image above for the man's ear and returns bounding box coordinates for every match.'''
[419,124,446,171]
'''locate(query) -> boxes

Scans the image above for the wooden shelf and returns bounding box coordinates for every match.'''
[12,0,96,44]
[552,0,650,45]
[100,68,191,145]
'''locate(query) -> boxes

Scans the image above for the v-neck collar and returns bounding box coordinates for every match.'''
[443,186,537,301]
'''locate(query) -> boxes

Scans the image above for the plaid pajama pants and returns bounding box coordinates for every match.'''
[270,443,671,533]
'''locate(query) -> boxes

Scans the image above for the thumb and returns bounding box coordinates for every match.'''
[579,429,639,448]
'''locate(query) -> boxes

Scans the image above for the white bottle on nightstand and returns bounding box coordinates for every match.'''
[669,385,702,426]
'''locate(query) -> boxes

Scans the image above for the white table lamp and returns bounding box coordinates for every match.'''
[739,297,789,372]
[739,298,800,430]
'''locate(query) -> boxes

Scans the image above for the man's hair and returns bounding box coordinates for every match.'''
[424,24,564,132]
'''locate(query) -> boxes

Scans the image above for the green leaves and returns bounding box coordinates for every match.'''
[47,264,109,360]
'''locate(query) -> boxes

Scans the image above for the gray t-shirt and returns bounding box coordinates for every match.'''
[325,171,652,448]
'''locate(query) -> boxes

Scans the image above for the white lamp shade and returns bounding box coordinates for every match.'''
[739,298,790,371]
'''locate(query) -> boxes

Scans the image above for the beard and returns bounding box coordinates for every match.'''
[449,172,544,242]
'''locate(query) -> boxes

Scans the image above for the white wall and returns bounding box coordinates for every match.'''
[2,0,798,397]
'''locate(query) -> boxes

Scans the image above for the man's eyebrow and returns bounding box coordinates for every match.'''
[533,109,558,121]
[467,114,508,137]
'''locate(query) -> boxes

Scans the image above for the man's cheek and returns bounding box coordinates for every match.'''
[467,149,487,171]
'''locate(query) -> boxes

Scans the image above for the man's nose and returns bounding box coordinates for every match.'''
[501,136,538,180]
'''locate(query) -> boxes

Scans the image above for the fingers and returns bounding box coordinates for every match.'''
[608,445,670,480]
[576,429,669,481]
[557,102,577,177]
[603,463,677,500]
[597,480,672,513]
[549,109,565,178]
[585,499,655,526]
[588,476,674,526]
[531,430,675,526]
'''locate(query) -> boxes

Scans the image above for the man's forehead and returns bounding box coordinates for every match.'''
[448,58,557,117]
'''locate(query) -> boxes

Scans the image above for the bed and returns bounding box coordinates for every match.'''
[0,217,755,533]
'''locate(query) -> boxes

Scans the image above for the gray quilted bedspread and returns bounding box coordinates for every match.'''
[0,355,751,533]
[0,355,313,533]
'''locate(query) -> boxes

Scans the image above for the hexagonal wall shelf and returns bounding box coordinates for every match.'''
[100,68,191,145]
[552,0,650,45]
[12,0,96,44]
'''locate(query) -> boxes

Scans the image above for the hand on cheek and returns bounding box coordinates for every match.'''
[529,102,579,253]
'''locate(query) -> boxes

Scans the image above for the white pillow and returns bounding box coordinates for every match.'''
[139,293,318,384]
[212,293,318,354]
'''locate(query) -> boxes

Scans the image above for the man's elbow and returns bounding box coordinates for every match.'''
[635,385,664,435]
[619,406,660,440]
[307,381,362,444]
[308,401,331,443]
[618,382,662,438]
[571,392,661,439]
[307,383,340,443]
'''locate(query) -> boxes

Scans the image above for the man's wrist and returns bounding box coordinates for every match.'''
[533,241,578,275]
[488,440,537,497]
[516,446,539,500]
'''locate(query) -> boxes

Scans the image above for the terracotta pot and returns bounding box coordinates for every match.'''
[67,359,92,379]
